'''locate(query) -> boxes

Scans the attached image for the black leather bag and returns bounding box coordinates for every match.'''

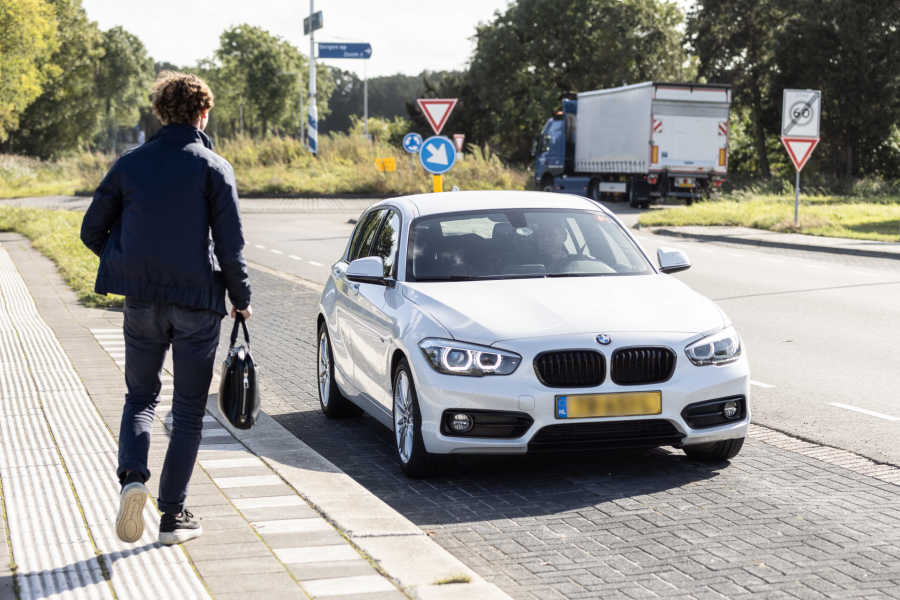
[218,314,259,429]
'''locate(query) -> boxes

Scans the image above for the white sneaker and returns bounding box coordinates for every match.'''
[116,482,148,543]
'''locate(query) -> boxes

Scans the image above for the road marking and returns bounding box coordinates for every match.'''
[288,254,303,261]
[270,249,284,255]
[829,402,900,422]
[750,380,776,388]
[254,244,266,249]
[308,260,324,267]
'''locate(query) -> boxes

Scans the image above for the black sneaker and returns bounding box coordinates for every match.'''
[116,480,148,543]
[158,510,202,545]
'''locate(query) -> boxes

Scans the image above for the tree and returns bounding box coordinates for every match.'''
[772,0,900,178]
[0,0,58,142]
[208,24,334,139]
[454,0,690,162]
[687,0,786,178]
[95,26,154,150]
[9,0,104,158]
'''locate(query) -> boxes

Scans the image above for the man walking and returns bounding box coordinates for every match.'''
[81,72,252,545]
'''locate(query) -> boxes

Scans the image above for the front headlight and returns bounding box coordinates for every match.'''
[685,326,742,366]
[419,338,521,376]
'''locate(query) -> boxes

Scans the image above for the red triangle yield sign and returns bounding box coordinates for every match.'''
[417,98,457,135]
[781,137,820,172]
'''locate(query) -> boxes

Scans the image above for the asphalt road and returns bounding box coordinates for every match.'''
[240,199,900,467]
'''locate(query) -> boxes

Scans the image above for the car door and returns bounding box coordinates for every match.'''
[347,209,401,411]
[333,208,387,391]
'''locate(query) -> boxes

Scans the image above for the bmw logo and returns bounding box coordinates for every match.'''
[596,334,611,345]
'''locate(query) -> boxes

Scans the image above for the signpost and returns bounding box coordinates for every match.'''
[303,3,323,156]
[419,136,456,192]
[416,98,457,135]
[781,89,822,225]
[317,42,373,136]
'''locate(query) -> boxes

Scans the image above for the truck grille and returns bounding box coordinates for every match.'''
[534,350,605,388]
[611,347,676,385]
[528,419,683,452]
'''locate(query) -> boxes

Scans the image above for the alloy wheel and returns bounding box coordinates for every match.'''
[393,370,414,464]
[318,331,330,407]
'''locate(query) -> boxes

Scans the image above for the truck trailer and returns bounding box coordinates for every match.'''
[533,82,732,207]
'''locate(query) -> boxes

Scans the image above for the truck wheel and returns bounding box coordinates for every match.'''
[540,176,554,192]
[589,181,602,203]
[686,197,694,206]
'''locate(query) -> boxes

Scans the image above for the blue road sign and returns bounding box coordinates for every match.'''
[402,132,423,154]
[318,43,372,59]
[418,136,456,175]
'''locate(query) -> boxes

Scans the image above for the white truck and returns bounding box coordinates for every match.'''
[533,81,732,207]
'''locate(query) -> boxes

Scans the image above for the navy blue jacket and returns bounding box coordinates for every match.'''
[81,124,251,315]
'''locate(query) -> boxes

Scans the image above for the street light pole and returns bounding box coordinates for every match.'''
[308,0,318,156]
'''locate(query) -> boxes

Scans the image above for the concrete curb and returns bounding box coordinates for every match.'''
[207,405,512,600]
[647,226,900,261]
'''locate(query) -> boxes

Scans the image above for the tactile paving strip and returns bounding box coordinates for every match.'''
[0,248,210,600]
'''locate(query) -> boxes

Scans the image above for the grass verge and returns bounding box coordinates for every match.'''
[0,207,121,308]
[638,194,900,242]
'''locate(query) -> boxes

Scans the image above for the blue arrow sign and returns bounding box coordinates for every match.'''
[318,43,372,59]
[418,136,456,175]
[402,132,423,154]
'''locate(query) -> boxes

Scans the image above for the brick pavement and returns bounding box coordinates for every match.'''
[242,265,900,600]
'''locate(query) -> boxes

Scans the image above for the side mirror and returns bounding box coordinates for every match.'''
[530,137,538,158]
[657,247,691,274]
[347,256,392,285]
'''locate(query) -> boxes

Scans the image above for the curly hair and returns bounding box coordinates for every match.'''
[150,71,214,126]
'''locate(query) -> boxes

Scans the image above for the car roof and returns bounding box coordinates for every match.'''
[375,190,603,218]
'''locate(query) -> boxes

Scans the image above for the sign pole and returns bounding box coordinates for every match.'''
[433,175,442,193]
[794,170,800,225]
[363,60,368,138]
[307,0,317,156]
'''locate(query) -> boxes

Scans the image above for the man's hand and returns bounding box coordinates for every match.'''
[231,304,253,320]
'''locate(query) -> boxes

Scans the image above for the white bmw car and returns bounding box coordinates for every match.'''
[316,191,749,477]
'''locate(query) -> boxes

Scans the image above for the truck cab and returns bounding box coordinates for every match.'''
[534,99,578,192]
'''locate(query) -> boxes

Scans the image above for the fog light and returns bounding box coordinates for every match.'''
[449,413,474,433]
[722,401,739,420]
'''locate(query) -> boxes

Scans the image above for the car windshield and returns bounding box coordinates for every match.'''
[407,208,653,281]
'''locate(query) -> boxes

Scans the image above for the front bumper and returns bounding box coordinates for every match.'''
[407,333,750,455]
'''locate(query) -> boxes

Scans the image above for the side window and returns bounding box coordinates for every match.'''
[372,211,401,277]
[347,209,386,262]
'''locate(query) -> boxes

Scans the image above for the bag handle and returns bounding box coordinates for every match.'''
[230,312,250,348]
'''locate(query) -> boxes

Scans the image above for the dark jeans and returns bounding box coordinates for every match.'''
[117,298,222,515]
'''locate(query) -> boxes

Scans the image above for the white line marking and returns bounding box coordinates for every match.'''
[307,261,324,267]
[829,402,899,422]
[288,254,303,261]
[301,575,395,596]
[232,496,305,510]
[254,244,266,250]
[270,249,284,255]
[750,380,776,389]
[275,545,359,564]
[250,518,331,534]
[213,475,282,488]
[199,457,263,469]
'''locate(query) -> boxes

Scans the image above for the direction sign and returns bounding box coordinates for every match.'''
[303,11,323,35]
[402,132,423,154]
[318,42,372,59]
[418,136,456,175]
[416,98,457,135]
[781,137,820,172]
[782,89,821,138]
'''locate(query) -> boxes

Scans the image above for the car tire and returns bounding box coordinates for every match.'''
[317,324,361,418]
[392,359,436,478]
[683,437,744,461]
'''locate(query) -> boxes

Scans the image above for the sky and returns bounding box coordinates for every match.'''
[80,0,515,78]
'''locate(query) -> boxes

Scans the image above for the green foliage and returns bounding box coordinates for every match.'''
[9,0,105,158]
[449,0,690,162]
[688,0,900,180]
[322,70,425,134]
[0,152,108,197]
[204,24,334,139]
[0,0,59,141]
[95,26,154,150]
[348,115,411,146]
[638,194,900,242]
[0,206,121,306]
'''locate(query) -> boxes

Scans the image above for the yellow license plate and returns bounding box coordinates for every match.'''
[556,392,661,419]
[676,180,694,188]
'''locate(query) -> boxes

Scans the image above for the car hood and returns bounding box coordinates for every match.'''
[402,275,726,344]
